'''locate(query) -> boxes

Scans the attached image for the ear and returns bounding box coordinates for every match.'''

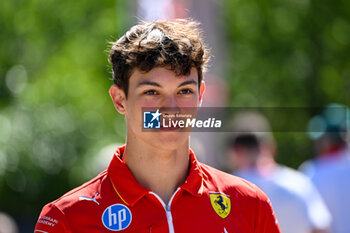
[109,85,127,115]
[198,81,206,107]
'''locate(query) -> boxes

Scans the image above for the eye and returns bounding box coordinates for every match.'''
[143,90,158,95]
[179,89,194,94]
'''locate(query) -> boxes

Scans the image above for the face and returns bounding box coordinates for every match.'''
[109,67,205,150]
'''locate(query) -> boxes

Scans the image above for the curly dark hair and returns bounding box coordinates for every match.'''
[109,19,210,97]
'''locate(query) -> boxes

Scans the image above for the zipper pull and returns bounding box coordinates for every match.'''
[166,205,171,211]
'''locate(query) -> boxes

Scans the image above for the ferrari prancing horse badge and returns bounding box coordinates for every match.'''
[209,191,231,219]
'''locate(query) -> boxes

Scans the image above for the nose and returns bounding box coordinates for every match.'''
[160,94,180,115]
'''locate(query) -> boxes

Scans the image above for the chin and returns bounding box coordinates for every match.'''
[149,131,190,151]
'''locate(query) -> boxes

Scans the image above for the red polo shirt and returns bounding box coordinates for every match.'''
[34,145,280,233]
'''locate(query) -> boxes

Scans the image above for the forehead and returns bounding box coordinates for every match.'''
[130,67,198,85]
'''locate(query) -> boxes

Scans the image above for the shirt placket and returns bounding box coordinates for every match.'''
[148,188,182,233]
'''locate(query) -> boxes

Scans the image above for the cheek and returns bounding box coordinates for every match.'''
[139,96,163,108]
[124,98,141,121]
[177,96,199,107]
[126,96,155,111]
[124,105,143,132]
[125,97,159,125]
[142,101,162,108]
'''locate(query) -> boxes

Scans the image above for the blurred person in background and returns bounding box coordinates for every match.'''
[300,104,350,233]
[227,112,332,233]
[0,212,18,233]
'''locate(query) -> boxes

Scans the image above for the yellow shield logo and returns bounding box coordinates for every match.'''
[209,192,231,219]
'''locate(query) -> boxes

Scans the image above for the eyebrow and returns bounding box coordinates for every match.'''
[136,81,162,88]
[136,79,198,88]
[178,80,198,87]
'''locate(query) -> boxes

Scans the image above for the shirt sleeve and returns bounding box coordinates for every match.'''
[254,188,281,233]
[34,203,71,233]
[303,178,332,230]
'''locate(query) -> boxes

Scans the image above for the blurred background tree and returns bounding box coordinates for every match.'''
[0,0,349,231]
[222,0,350,168]
[0,0,130,230]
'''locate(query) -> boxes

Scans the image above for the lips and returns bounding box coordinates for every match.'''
[160,117,183,131]
[160,125,181,131]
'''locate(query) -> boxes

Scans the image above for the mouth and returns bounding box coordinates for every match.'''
[159,125,181,131]
[159,117,187,131]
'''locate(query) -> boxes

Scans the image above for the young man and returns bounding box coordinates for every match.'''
[34,19,280,233]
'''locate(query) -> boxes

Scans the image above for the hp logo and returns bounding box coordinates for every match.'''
[102,204,132,231]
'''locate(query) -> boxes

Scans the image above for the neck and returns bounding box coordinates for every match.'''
[123,135,190,204]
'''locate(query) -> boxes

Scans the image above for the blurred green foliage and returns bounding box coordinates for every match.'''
[0,0,130,227]
[223,0,350,167]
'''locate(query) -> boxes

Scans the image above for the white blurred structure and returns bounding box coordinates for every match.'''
[0,212,18,233]
[300,148,350,233]
[300,104,350,233]
[236,166,332,233]
[228,112,332,233]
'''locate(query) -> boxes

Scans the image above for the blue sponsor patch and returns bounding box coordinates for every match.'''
[102,204,132,231]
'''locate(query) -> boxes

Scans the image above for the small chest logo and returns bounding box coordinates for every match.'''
[209,191,231,219]
[102,204,132,231]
